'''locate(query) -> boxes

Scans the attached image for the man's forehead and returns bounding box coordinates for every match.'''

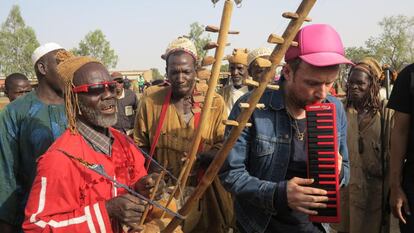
[230,63,246,67]
[299,70,338,83]
[168,61,194,70]
[167,52,195,65]
[12,79,30,85]
[75,63,110,84]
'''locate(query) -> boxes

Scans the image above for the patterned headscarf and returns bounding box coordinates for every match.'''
[163,36,198,62]
[247,47,272,67]
[353,57,384,81]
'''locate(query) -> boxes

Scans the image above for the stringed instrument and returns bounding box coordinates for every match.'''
[133,1,238,231]
[177,0,238,193]
[163,0,317,232]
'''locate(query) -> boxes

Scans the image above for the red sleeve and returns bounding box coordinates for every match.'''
[23,153,113,233]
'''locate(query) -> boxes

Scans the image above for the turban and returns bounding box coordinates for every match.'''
[56,51,102,132]
[247,47,272,67]
[228,48,249,66]
[111,71,123,79]
[354,57,383,81]
[163,36,198,61]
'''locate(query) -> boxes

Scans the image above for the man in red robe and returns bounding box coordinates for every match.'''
[23,52,164,233]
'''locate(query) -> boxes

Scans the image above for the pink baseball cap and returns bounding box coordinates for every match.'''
[285,24,354,67]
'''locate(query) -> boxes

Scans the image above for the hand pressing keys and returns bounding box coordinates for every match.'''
[287,177,329,215]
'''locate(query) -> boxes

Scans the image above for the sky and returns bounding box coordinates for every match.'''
[0,0,413,73]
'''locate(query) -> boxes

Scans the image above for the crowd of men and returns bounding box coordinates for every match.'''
[0,22,412,233]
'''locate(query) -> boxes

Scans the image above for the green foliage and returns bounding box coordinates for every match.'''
[345,46,373,63]
[347,15,414,72]
[220,63,229,72]
[0,5,39,77]
[365,15,414,71]
[187,22,211,60]
[72,29,118,68]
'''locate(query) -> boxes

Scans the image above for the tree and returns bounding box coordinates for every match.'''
[365,15,414,71]
[151,68,163,80]
[345,46,373,63]
[0,5,39,77]
[72,29,118,68]
[187,22,211,60]
[220,64,229,72]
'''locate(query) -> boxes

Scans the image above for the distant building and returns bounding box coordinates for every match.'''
[109,70,153,92]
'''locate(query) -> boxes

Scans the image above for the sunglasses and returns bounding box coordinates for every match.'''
[72,81,117,95]
[114,79,124,84]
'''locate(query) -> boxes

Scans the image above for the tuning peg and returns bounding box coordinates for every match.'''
[267,84,280,90]
[239,103,249,108]
[228,30,240,35]
[205,25,219,32]
[203,42,231,50]
[239,103,266,109]
[203,42,219,50]
[267,34,285,44]
[205,25,240,34]
[202,56,216,66]
[222,120,252,127]
[197,68,211,80]
[256,103,266,109]
[256,57,272,68]
[243,79,259,88]
[282,12,312,22]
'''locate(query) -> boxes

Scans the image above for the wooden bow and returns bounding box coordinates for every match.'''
[178,0,236,197]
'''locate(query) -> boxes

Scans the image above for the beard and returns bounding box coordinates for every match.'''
[78,101,118,128]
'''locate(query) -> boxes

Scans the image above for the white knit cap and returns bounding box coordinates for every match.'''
[32,42,64,65]
[247,47,272,67]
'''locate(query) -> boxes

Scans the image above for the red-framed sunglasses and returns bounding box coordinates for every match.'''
[72,81,117,95]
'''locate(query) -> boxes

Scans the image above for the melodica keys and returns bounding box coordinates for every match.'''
[305,103,340,223]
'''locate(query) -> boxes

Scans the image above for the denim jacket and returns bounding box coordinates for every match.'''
[219,89,349,233]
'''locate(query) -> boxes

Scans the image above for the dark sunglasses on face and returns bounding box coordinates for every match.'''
[114,79,124,84]
[72,81,117,95]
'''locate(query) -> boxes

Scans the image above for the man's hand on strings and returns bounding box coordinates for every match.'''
[135,173,166,200]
